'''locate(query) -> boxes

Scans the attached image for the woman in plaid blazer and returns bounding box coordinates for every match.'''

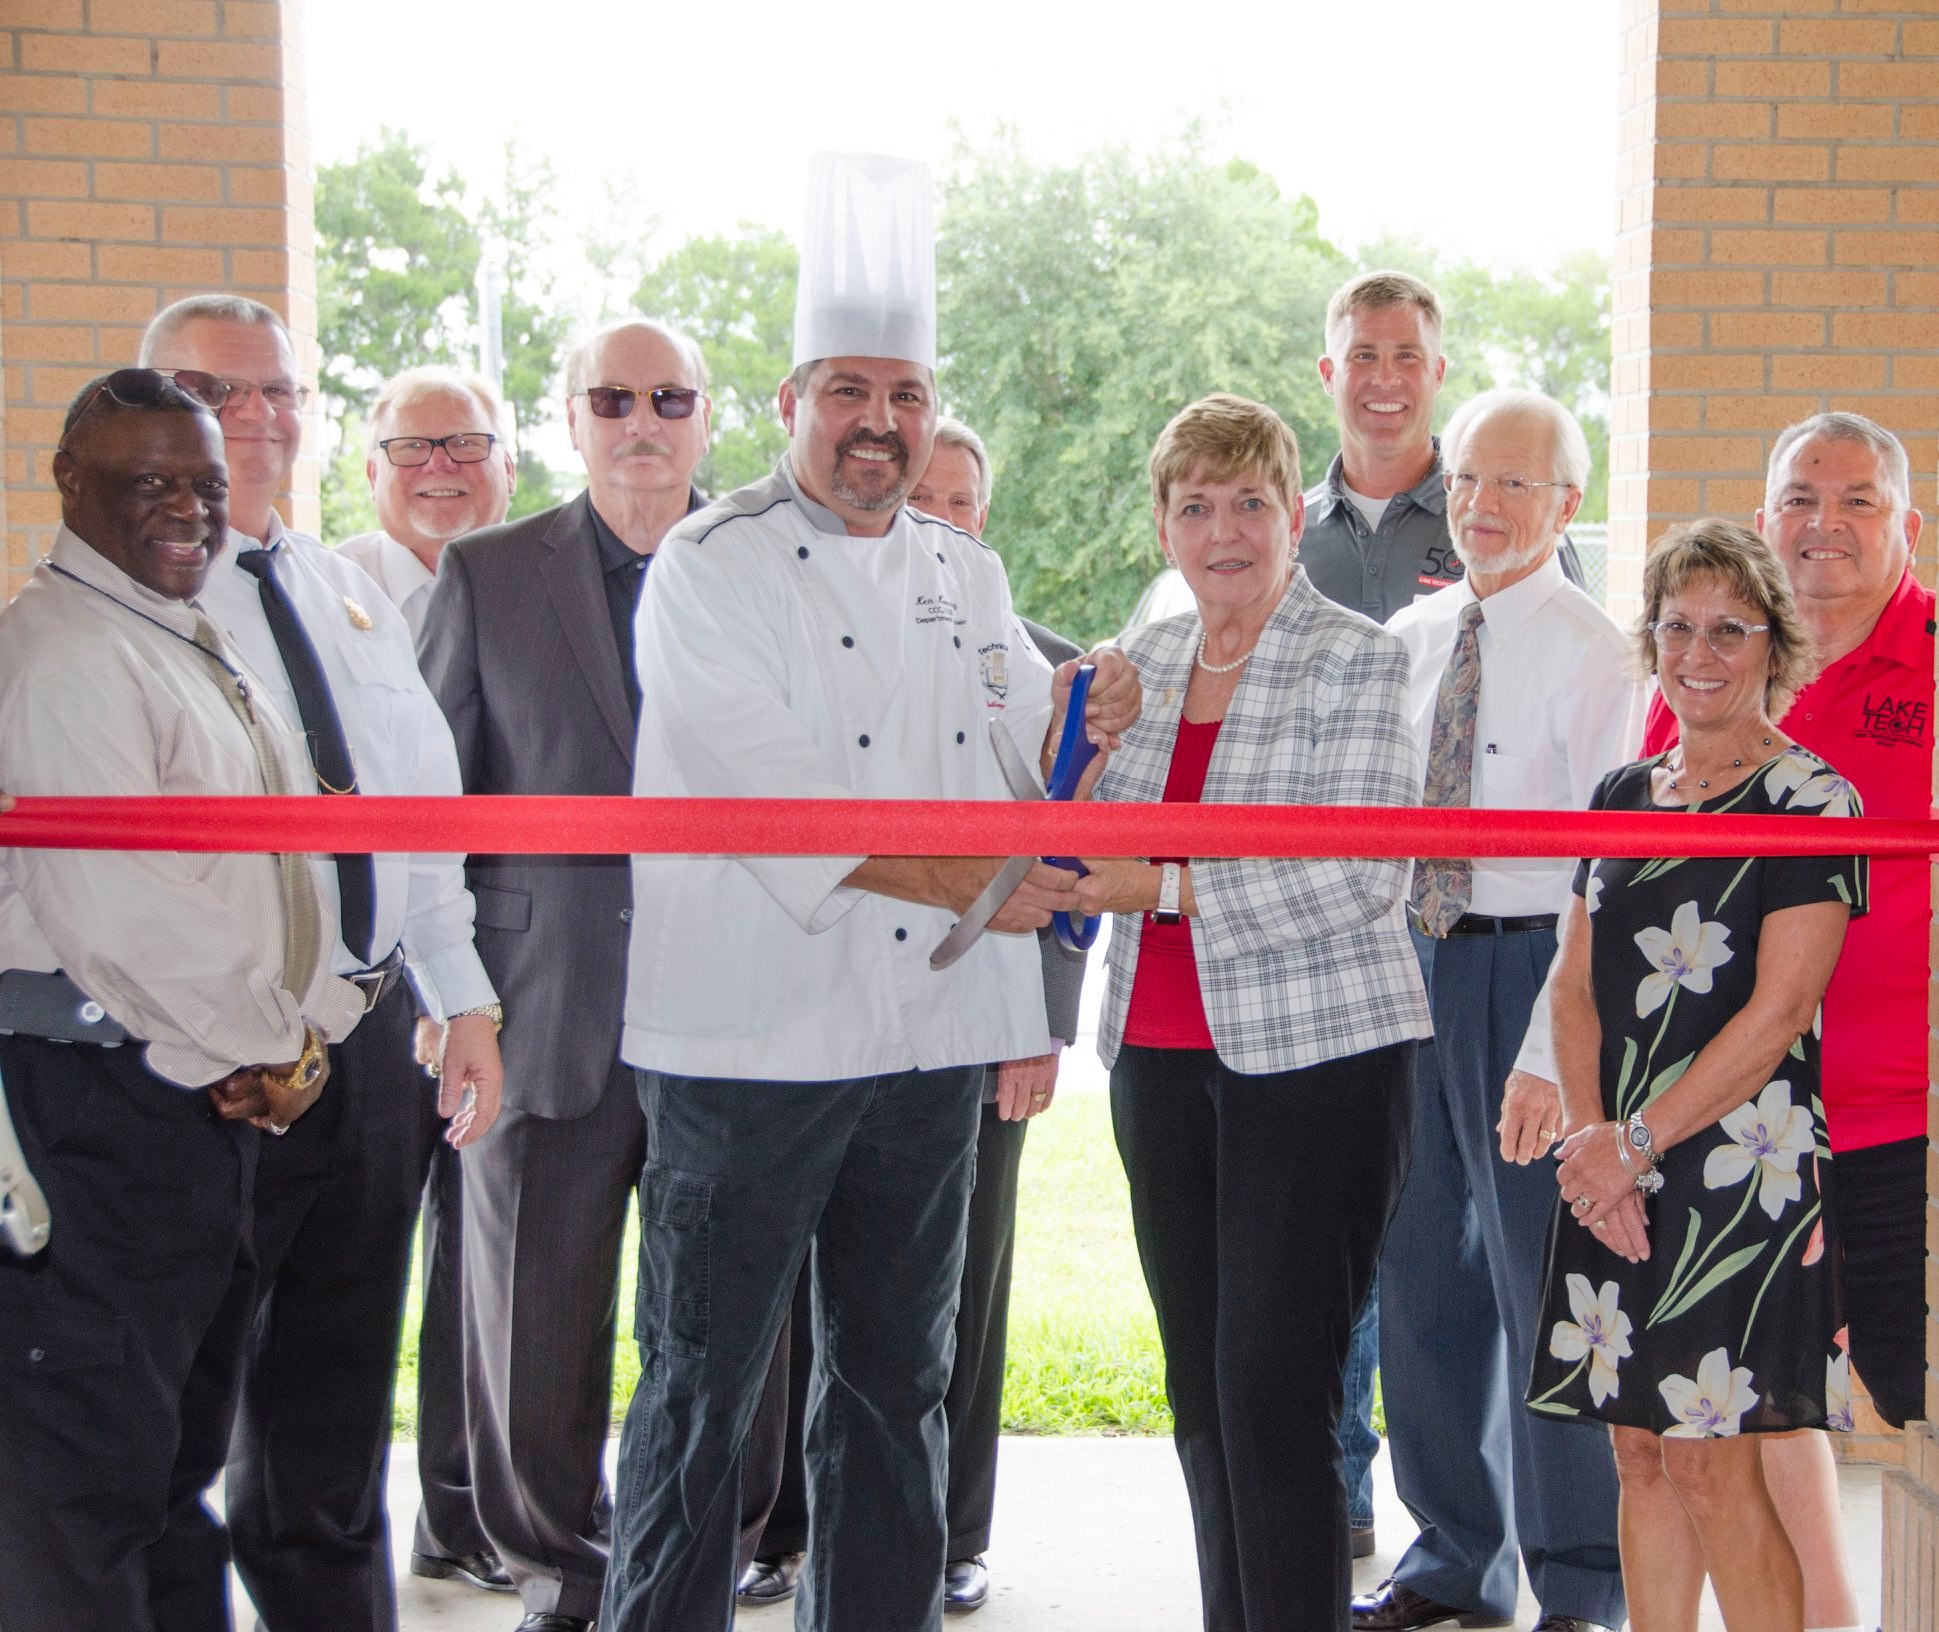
[1074,394,1431,1632]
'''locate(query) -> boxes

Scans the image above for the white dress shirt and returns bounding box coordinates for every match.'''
[335,530,437,639]
[198,517,495,1016]
[0,529,367,1086]
[623,460,1056,1082]
[1386,552,1647,1076]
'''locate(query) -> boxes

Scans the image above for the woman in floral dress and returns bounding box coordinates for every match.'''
[1527,520,1865,1632]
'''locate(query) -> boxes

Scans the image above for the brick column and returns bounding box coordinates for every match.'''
[1612,7,1939,1628]
[0,0,316,597]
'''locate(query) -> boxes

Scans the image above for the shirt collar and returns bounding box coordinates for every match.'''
[588,487,708,569]
[1842,568,1935,673]
[1455,549,1567,648]
[1313,436,1447,522]
[781,455,870,538]
[49,524,210,638]
[376,532,437,598]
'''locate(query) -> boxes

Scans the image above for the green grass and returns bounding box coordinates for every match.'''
[392,1089,1380,1439]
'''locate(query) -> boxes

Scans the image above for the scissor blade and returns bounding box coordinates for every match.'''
[928,853,1036,971]
[988,719,1045,803]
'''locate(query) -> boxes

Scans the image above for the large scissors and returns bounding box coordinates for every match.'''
[930,664,1101,971]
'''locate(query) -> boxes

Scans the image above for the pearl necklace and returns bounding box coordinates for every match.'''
[1666,734,1774,791]
[1195,631,1257,674]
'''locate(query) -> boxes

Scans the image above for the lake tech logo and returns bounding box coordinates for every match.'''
[1858,691,1929,747]
[915,592,961,627]
[979,642,1009,705]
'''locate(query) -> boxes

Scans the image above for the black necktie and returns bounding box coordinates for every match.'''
[235,546,378,966]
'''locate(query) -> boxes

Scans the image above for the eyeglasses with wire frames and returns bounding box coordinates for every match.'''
[1442,472,1576,500]
[1649,617,1772,657]
[377,433,500,467]
[571,385,702,421]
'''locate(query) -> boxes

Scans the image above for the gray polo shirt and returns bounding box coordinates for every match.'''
[1301,441,1584,625]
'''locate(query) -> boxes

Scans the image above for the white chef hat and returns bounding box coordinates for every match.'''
[792,151,936,371]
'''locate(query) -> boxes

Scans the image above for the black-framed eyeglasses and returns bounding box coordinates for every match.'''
[1443,472,1574,500]
[61,367,219,449]
[1649,618,1771,656]
[572,385,701,421]
[378,433,499,467]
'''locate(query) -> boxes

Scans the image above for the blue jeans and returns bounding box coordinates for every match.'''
[1339,1276,1380,1531]
[601,1064,985,1632]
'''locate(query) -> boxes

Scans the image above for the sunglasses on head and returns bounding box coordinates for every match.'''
[60,367,219,449]
[573,385,701,421]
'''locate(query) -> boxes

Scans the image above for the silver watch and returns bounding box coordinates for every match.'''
[1153,862,1182,926]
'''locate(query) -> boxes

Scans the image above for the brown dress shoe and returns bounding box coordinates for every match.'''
[1349,1576,1513,1630]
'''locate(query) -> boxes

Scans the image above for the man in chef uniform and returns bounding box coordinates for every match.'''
[601,153,1140,1632]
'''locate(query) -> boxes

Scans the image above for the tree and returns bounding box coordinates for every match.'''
[631,226,797,495]
[1351,235,1613,521]
[936,131,1349,643]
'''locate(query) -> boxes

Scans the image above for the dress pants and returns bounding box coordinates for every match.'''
[1379,929,1624,1627]
[411,1131,491,1560]
[227,974,430,1632]
[602,1064,985,1632]
[0,1034,257,1632]
[463,1056,646,1621]
[945,1094,1029,1559]
[1111,1041,1416,1632]
[1820,1133,1929,1428]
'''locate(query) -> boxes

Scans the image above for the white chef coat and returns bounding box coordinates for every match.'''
[0,528,367,1085]
[623,459,1057,1082]
[335,530,437,639]
[1386,552,1647,1077]
[199,516,496,1016]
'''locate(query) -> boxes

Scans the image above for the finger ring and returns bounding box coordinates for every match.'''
[1592,1219,1606,1231]
[1539,1127,1556,1140]
[1031,1091,1048,1102]
[267,1122,289,1137]
[1572,1194,1591,1214]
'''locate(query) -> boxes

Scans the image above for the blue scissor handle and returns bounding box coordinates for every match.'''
[1046,665,1100,952]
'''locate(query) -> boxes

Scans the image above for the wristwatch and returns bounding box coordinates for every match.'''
[449,1002,505,1033]
[1153,862,1183,926]
[1624,1113,1665,1194]
[267,1024,326,1095]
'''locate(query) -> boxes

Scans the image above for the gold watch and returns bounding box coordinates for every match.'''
[449,1002,504,1033]
[268,1024,326,1094]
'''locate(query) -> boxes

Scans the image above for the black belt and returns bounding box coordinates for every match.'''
[345,943,406,1012]
[1445,913,1559,937]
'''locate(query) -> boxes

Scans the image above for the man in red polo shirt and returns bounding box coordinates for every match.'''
[1641,411,1929,1630]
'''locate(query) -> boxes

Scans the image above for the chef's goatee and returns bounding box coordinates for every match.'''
[792,151,936,371]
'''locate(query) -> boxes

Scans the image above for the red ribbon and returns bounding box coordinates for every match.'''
[0,797,1932,858]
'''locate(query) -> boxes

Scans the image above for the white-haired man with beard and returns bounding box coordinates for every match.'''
[1353,389,1644,1632]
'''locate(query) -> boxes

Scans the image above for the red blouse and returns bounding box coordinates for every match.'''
[1122,717,1222,1050]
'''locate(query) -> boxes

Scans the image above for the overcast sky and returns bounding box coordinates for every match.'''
[305,0,1620,279]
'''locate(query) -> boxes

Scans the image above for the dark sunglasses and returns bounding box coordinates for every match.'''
[61,367,220,449]
[573,385,701,421]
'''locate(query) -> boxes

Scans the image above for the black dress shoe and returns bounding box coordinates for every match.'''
[1351,1522,1376,1559]
[736,1552,804,1605]
[943,1555,989,1614]
[1532,1619,1617,1632]
[408,1547,515,1592]
[1350,1576,1512,1630]
[514,1616,592,1632]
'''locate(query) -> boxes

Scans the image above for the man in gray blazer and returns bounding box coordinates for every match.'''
[417,317,712,1632]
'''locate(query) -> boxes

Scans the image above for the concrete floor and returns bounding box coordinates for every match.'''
[226,1432,1885,1630]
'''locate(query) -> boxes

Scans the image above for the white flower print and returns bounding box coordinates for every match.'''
[1659,1347,1760,1437]
[1764,745,1856,816]
[1633,900,1733,1017]
[1584,873,1605,916]
[1825,1351,1853,1432]
[1548,1274,1633,1406]
[1703,1080,1815,1220]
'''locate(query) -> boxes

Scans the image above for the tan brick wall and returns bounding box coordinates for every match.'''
[0,0,317,598]
[1611,0,1939,622]
[1612,7,1939,1623]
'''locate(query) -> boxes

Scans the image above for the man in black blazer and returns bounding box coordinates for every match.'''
[417,318,712,1632]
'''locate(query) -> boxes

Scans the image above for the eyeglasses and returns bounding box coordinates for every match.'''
[572,385,701,421]
[1649,618,1771,656]
[61,367,219,448]
[378,433,499,467]
[1443,472,1575,500]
